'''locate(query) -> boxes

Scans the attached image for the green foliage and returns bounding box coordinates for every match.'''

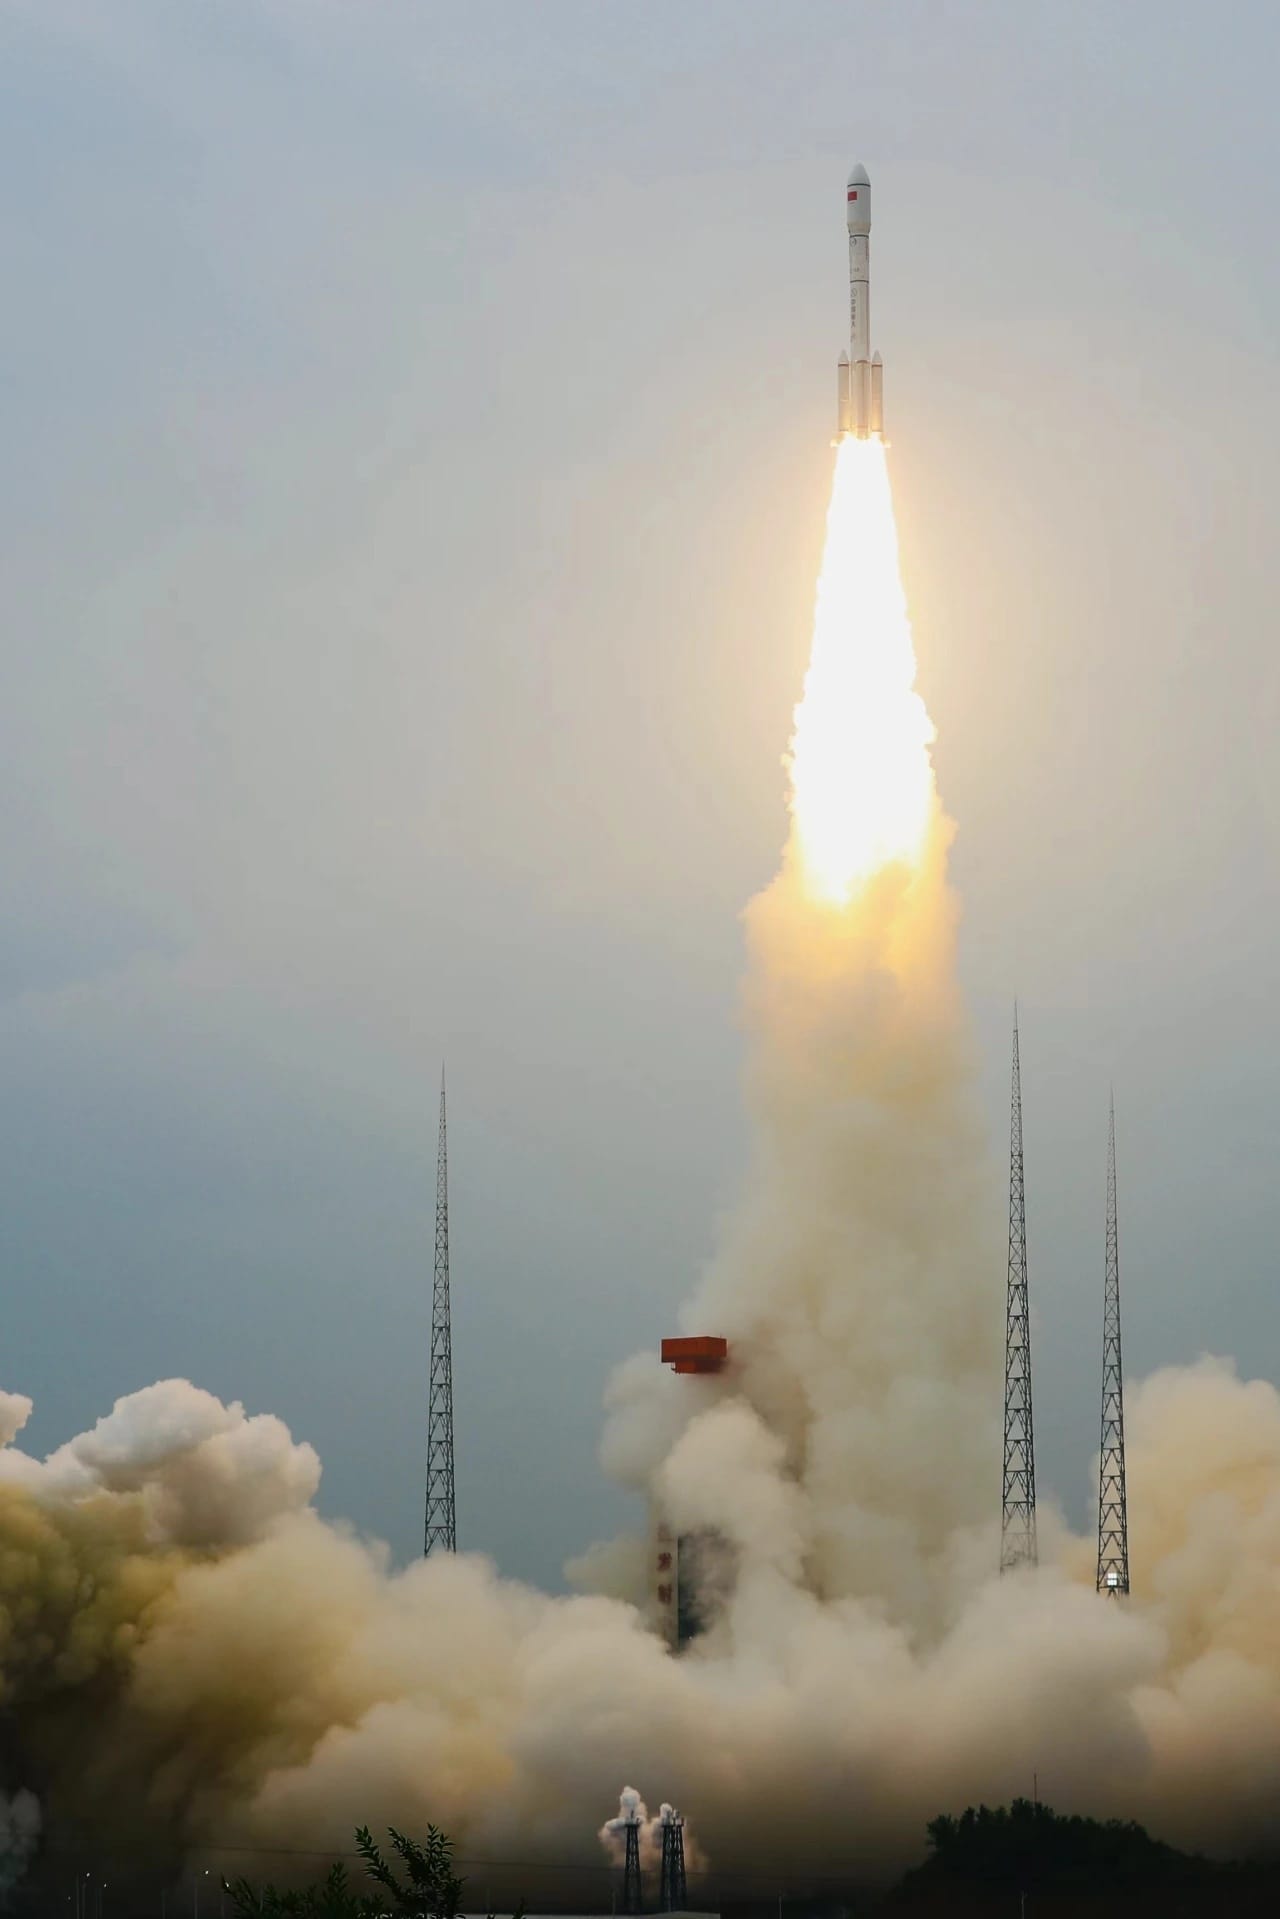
[223,1861,366,1919]
[354,1824,465,1919]
[224,1823,516,1919]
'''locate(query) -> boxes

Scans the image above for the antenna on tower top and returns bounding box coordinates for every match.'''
[1000,1004,1038,1572]
[1096,1093,1130,1597]
[424,1067,457,1555]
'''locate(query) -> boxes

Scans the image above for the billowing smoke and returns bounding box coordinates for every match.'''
[597,442,996,1650]
[3,442,1280,1894]
[7,1358,1280,1888]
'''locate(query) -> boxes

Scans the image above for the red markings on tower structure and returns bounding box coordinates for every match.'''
[660,1336,728,1375]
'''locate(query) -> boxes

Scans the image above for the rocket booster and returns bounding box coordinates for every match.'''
[835,163,884,441]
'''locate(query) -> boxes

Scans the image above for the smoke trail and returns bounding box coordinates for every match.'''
[601,436,997,1632]
[3,441,1280,1893]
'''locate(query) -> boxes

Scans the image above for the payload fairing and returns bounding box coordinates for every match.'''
[836,163,884,441]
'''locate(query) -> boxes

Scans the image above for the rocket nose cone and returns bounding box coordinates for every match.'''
[872,350,882,363]
[838,350,850,365]
[848,163,870,186]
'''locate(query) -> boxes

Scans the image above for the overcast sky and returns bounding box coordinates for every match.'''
[2,0,1278,1590]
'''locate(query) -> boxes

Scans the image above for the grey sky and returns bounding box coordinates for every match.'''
[2,0,1278,1590]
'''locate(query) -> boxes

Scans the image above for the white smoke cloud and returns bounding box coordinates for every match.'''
[0,1392,33,1449]
[4,1328,1280,1890]
[658,1402,809,1581]
[3,810,1280,1880]
[600,1783,646,1847]
[0,1379,319,1546]
[3,448,1280,1895]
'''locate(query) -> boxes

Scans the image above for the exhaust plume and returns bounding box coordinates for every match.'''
[3,440,1280,1891]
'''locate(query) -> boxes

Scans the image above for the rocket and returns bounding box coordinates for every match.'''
[835,163,884,441]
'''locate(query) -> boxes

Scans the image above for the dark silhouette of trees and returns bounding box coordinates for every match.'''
[920,1797,1197,1890]
[890,1799,1280,1917]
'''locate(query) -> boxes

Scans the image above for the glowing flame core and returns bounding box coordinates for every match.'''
[786,439,935,902]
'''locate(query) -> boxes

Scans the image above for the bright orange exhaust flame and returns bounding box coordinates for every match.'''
[786,439,935,903]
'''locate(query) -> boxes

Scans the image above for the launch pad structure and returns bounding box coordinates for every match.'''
[427,1019,1132,1630]
[650,1339,729,1649]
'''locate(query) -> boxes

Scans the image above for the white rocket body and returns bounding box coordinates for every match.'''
[837,163,884,441]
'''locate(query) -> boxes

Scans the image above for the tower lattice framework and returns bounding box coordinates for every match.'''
[1096,1095,1130,1597]
[424,1070,456,1555]
[660,1814,687,1913]
[1000,1008,1038,1571]
[622,1818,643,1915]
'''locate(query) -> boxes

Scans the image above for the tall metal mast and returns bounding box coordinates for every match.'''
[1096,1095,1130,1597]
[424,1069,456,1555]
[622,1814,643,1916]
[660,1811,687,1913]
[1000,1007,1038,1571]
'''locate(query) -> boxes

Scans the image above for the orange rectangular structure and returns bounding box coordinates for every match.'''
[661,1336,728,1375]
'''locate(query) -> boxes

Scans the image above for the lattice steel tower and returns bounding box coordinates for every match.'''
[660,1811,687,1913]
[622,1815,643,1916]
[1000,1007,1038,1571]
[1096,1095,1130,1597]
[424,1069,457,1556]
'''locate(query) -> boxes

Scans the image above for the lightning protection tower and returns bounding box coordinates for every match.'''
[622,1814,643,1916]
[423,1069,457,1556]
[1000,1007,1038,1572]
[660,1812,688,1913]
[1096,1095,1131,1597]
